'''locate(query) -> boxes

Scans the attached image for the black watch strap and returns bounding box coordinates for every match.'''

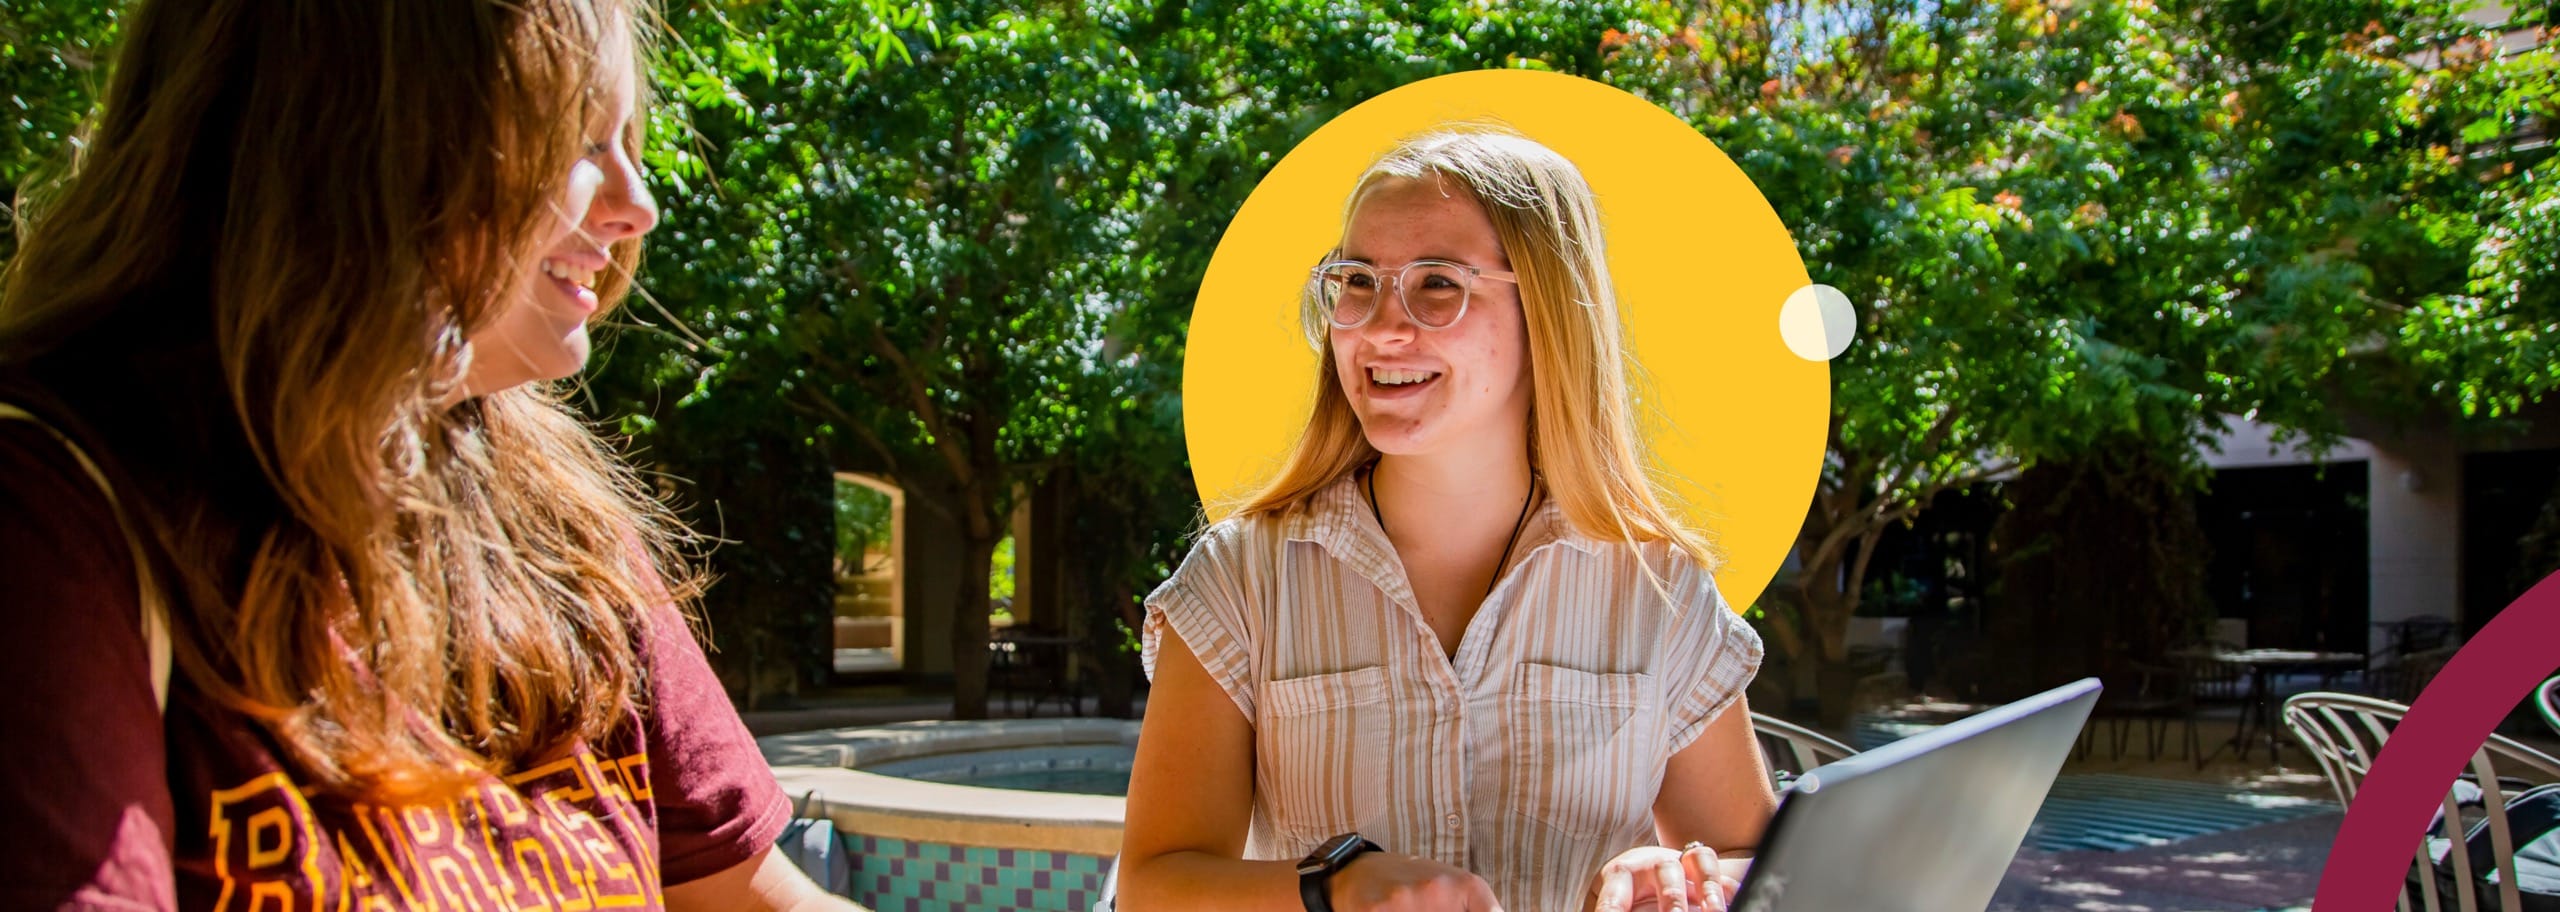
[1300,865,1332,912]
[1298,836,1380,912]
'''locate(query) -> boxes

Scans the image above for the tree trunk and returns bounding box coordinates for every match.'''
[1095,576,1139,719]
[1792,567,1861,727]
[950,530,999,719]
[1789,486,1888,727]
[1983,446,2210,700]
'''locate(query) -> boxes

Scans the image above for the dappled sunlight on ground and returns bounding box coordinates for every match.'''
[1992,812,2339,912]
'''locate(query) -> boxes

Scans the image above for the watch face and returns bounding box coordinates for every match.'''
[1299,833,1362,874]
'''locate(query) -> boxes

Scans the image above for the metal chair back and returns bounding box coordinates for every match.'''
[2365,645,2459,704]
[2283,692,2560,912]
[1751,711,1857,786]
[2173,640,2249,703]
[2387,615,2461,658]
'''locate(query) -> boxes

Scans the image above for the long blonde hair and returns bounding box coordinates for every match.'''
[0,0,692,800]
[1236,128,1716,572]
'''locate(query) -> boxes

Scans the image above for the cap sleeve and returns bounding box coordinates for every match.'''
[1141,521,1259,721]
[639,592,792,885]
[0,422,178,909]
[1664,561,1765,752]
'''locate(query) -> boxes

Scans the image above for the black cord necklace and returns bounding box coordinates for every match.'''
[1367,461,1537,601]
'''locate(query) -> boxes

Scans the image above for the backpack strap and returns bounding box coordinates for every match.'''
[2462,781,2560,890]
[0,402,172,711]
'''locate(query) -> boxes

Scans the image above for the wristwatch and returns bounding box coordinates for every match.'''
[1296,832,1382,912]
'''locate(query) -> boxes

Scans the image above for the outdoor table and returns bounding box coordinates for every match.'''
[2180,648,2366,765]
[989,633,1086,717]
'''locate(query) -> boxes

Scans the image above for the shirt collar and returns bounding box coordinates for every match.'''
[1282,469,1607,558]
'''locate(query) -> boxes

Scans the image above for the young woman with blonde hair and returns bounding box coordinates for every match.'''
[1117,129,1777,912]
[0,1,852,907]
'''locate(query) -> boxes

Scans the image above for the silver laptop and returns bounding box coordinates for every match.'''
[1732,678,2102,912]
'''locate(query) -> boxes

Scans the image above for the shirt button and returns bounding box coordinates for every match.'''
[1445,813,1462,828]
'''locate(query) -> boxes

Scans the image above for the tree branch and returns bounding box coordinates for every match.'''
[867,318,979,497]
[790,386,902,479]
[1878,408,1962,499]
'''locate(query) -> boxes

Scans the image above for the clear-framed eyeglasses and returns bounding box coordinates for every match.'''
[1305,257,1520,334]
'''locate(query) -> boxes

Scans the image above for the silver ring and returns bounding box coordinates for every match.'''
[1683,841,1708,853]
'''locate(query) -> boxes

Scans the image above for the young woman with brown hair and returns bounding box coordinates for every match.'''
[0,2,854,908]
[1116,129,1778,912]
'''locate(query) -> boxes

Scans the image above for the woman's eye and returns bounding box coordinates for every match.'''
[1344,274,1377,289]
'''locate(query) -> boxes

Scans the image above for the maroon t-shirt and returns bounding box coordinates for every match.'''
[0,420,792,910]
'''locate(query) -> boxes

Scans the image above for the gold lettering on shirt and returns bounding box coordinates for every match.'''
[207,772,334,912]
[205,748,659,908]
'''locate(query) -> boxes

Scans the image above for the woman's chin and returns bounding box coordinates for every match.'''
[549,331,592,375]
[516,340,591,389]
[1359,424,1444,458]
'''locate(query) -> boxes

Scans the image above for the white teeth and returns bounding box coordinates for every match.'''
[1369,368,1438,386]
[540,259,597,290]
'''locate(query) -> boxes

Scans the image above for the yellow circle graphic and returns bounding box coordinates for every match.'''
[1183,69,1829,611]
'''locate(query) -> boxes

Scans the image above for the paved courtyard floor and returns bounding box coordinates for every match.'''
[1993,811,2334,912]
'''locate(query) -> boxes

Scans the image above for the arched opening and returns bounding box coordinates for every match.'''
[832,473,905,676]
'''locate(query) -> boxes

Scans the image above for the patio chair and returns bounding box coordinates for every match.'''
[2387,615,2463,658]
[990,626,1084,717]
[2174,639,2250,703]
[2363,644,2461,705]
[1752,711,1858,789]
[2284,692,2560,912]
[1090,711,1857,911]
[2080,660,2203,768]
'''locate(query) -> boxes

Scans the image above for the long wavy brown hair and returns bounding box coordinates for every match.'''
[0,0,695,800]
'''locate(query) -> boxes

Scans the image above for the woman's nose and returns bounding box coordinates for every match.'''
[588,152,659,242]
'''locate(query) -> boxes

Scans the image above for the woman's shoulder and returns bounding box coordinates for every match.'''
[1156,513,1263,601]
[0,413,128,565]
[1567,535,1738,625]
[1556,531,1716,585]
[1153,501,1349,622]
[1180,508,1300,565]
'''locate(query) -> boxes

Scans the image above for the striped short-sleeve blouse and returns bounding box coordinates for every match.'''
[1141,472,1764,912]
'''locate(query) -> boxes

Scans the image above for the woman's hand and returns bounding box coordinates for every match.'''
[1330,851,1506,912]
[1584,844,1736,912]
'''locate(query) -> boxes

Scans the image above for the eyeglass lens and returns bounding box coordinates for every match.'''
[1315,262,1473,329]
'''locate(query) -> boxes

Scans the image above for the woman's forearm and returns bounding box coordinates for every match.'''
[1116,850,1310,912]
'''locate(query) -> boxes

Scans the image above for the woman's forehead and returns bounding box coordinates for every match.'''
[592,18,639,105]
[1342,174,1500,258]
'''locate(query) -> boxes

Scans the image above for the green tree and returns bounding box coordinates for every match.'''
[1,0,121,262]
[1609,0,2553,720]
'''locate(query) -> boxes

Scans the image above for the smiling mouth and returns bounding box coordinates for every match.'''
[1368,367,1442,387]
[540,258,598,293]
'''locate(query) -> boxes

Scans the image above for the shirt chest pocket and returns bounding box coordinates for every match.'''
[1256,665,1390,849]
[1504,663,1659,839]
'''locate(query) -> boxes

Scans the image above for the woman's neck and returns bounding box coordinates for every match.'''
[1371,446,1536,548]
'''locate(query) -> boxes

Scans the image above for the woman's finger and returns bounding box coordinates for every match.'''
[1654,858,1689,912]
[1593,862,1635,912]
[1467,873,1507,912]
[1717,871,1741,896]
[1680,843,1715,889]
